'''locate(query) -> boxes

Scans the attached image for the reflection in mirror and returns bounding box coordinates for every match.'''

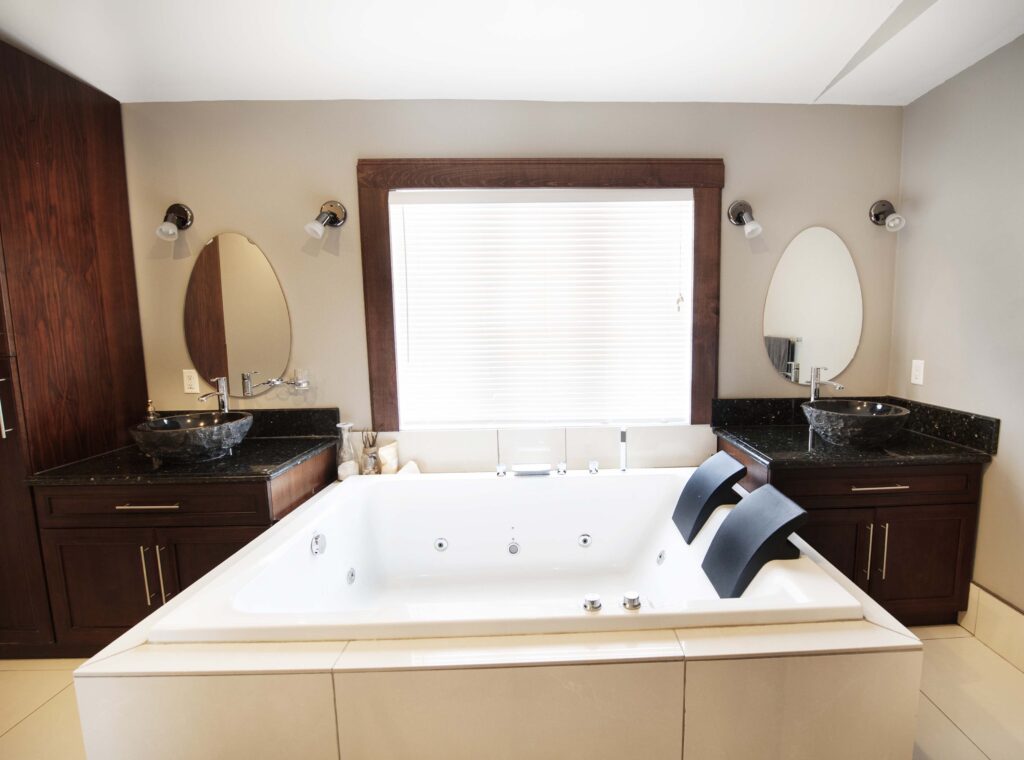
[184,233,291,398]
[763,227,862,385]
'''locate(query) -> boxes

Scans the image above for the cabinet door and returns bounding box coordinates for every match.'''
[796,508,874,590]
[0,358,53,645]
[41,528,157,648]
[869,504,978,623]
[154,526,265,602]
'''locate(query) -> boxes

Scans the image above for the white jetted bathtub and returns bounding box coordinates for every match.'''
[149,469,862,643]
[76,468,923,760]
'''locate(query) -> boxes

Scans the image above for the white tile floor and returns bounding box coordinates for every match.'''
[0,625,1020,759]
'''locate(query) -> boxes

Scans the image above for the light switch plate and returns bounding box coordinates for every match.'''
[183,369,200,394]
[910,359,925,386]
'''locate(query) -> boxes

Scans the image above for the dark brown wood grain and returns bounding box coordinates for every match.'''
[269,446,337,520]
[183,238,230,382]
[0,235,15,357]
[357,158,725,430]
[0,357,54,646]
[0,41,147,472]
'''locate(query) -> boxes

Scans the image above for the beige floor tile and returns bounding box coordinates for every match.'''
[913,693,988,760]
[0,686,85,760]
[0,659,87,672]
[911,625,973,641]
[921,636,1024,760]
[0,670,73,736]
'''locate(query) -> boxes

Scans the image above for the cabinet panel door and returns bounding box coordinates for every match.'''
[41,528,157,648]
[155,526,265,601]
[796,508,874,590]
[0,358,53,645]
[869,504,977,614]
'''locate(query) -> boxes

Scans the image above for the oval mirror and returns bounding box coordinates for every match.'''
[184,233,291,397]
[763,227,862,385]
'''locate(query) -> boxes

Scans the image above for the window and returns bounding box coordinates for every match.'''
[357,159,723,431]
[388,188,695,428]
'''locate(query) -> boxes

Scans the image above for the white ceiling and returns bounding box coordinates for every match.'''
[0,0,1021,105]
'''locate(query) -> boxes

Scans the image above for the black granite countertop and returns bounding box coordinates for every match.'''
[715,425,991,469]
[27,436,337,486]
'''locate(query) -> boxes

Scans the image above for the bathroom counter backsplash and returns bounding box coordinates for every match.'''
[712,396,998,469]
[27,407,340,486]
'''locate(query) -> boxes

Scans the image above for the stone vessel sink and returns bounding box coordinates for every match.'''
[802,400,910,449]
[131,412,253,464]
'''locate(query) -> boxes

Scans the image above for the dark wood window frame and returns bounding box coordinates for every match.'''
[357,158,724,431]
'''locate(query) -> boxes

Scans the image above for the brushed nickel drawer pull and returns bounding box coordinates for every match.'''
[881,522,891,580]
[155,545,169,605]
[0,378,12,439]
[115,503,181,511]
[139,546,153,607]
[849,484,910,492]
[864,523,874,581]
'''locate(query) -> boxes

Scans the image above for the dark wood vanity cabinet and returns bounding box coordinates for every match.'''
[720,438,982,625]
[41,525,265,648]
[34,445,335,651]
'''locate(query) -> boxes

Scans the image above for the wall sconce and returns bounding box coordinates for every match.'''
[304,201,347,239]
[155,203,193,241]
[727,201,763,239]
[869,200,906,232]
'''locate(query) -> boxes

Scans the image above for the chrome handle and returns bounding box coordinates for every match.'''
[139,546,153,607]
[881,522,890,580]
[850,484,910,492]
[0,378,12,439]
[864,523,874,582]
[115,503,180,511]
[155,545,169,605]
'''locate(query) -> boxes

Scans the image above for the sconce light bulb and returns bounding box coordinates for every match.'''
[155,221,179,241]
[304,219,326,239]
[885,213,906,232]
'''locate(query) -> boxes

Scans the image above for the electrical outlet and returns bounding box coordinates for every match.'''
[183,369,200,394]
[910,359,925,386]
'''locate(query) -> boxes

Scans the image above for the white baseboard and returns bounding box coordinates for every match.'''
[961,583,1024,673]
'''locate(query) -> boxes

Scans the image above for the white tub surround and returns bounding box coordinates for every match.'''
[75,470,922,760]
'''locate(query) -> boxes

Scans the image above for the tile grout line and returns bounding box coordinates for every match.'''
[919,690,991,760]
[0,682,74,740]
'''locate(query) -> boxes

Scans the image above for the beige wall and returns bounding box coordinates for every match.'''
[122,100,901,428]
[892,37,1024,610]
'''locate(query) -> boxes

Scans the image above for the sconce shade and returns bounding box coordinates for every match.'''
[727,200,763,239]
[869,200,905,232]
[155,203,193,241]
[305,200,347,238]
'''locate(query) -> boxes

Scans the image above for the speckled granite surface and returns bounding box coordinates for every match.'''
[712,397,999,455]
[27,437,337,486]
[28,408,340,486]
[715,425,990,469]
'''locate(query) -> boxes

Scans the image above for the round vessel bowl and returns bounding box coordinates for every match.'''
[130,411,253,463]
[802,399,909,449]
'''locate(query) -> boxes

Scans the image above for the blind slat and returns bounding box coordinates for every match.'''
[389,189,695,429]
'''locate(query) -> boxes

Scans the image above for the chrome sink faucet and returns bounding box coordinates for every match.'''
[809,366,844,402]
[197,377,230,413]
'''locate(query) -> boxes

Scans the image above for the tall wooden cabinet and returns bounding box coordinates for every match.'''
[0,41,147,655]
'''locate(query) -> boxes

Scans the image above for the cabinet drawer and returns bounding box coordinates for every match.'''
[772,464,981,508]
[34,483,272,528]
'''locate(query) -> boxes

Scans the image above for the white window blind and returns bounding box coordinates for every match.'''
[388,188,695,429]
